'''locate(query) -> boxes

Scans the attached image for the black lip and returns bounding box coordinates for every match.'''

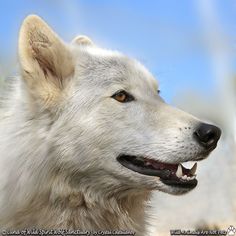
[161,178,198,188]
[117,154,198,189]
[118,155,170,178]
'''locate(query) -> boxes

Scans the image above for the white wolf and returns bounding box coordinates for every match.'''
[0,15,221,235]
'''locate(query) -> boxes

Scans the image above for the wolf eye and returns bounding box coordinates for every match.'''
[157,89,161,94]
[111,90,135,103]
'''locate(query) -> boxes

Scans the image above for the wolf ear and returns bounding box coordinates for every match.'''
[19,15,74,107]
[72,35,94,46]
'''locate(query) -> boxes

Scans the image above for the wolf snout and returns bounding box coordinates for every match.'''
[193,123,221,150]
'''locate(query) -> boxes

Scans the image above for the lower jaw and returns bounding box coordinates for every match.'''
[117,155,198,190]
[161,178,198,189]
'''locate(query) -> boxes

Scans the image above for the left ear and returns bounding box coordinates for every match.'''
[19,15,75,107]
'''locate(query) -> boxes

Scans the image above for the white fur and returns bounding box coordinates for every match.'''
[0,15,218,235]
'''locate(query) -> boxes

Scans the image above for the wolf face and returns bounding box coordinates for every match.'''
[17,15,221,199]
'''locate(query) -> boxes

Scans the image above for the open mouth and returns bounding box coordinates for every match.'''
[117,155,198,189]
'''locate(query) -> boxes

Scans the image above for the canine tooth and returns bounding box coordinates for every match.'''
[187,177,191,181]
[190,163,197,175]
[176,164,183,178]
[182,175,187,180]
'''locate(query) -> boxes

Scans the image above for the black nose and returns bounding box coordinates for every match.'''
[194,123,221,149]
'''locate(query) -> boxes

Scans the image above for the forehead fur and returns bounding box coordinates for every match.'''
[71,45,158,91]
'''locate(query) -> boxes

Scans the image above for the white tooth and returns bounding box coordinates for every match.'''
[187,177,191,181]
[190,163,197,175]
[182,175,187,180]
[176,164,183,178]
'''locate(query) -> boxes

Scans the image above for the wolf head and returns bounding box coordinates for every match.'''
[18,15,221,197]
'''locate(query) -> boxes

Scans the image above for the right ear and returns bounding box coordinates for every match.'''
[72,35,94,46]
[19,15,75,108]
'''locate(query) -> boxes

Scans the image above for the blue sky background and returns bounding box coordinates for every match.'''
[0,0,235,103]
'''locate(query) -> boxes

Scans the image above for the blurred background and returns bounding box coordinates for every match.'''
[0,0,235,235]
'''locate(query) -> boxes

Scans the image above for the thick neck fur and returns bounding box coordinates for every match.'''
[1,167,150,235]
[0,80,151,235]
[8,191,149,232]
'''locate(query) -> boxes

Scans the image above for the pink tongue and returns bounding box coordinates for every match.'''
[147,159,178,171]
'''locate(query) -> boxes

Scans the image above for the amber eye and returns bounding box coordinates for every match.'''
[111,90,135,103]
